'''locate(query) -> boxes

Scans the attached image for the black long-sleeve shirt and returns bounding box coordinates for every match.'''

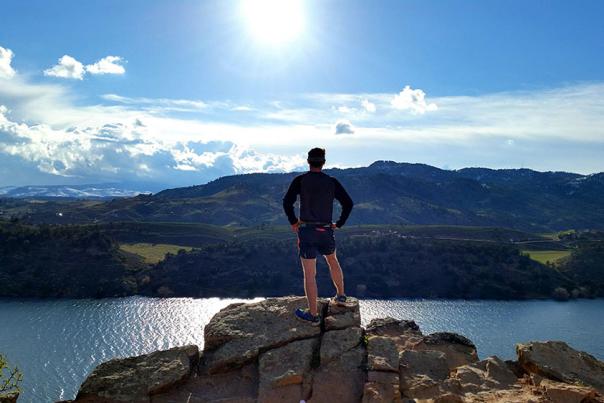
[282,171,354,228]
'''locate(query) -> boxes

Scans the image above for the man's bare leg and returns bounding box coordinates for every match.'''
[325,252,345,296]
[300,257,318,316]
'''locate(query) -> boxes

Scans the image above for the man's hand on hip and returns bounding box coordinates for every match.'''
[291,220,301,232]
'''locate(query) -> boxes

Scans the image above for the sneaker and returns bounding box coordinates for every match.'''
[332,294,350,306]
[294,308,321,326]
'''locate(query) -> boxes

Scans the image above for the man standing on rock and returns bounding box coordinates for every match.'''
[282,147,354,325]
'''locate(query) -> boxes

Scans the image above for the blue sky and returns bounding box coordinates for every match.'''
[1,0,604,188]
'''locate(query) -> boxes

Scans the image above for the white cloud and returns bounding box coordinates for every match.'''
[0,46,16,79]
[103,94,207,112]
[391,85,438,114]
[231,105,254,112]
[44,55,126,80]
[44,55,86,80]
[86,56,126,75]
[361,99,376,113]
[334,119,354,135]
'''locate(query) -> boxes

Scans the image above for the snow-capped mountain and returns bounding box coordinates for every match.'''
[0,184,153,199]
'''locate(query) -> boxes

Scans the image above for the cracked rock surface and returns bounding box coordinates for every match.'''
[69,297,604,403]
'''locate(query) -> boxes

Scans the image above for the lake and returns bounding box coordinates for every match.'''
[1,297,603,402]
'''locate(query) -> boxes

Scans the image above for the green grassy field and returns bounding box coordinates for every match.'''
[522,250,571,265]
[120,243,193,264]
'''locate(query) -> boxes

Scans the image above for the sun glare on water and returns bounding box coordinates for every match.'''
[240,0,306,46]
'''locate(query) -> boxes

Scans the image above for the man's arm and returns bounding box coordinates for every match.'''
[333,178,353,228]
[283,175,301,225]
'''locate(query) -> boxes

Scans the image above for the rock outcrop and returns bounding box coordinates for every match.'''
[517,340,604,393]
[74,345,199,402]
[201,297,322,374]
[68,297,604,403]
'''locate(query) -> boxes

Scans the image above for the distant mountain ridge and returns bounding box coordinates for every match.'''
[4,161,604,231]
[155,161,597,199]
[147,161,604,231]
[0,183,152,199]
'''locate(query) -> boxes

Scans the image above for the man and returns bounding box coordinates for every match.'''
[283,147,354,325]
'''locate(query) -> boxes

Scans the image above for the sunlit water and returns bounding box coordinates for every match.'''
[1,297,603,402]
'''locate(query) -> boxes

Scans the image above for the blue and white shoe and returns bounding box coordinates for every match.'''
[295,308,321,326]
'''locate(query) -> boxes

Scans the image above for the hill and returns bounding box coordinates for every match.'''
[140,235,576,299]
[559,241,604,296]
[0,222,147,298]
[3,161,604,232]
[0,220,600,299]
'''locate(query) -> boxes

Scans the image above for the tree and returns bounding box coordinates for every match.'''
[0,353,22,397]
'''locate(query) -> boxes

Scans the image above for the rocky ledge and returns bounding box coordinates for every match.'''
[65,297,604,403]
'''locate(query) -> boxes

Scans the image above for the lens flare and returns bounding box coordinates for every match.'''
[240,0,306,46]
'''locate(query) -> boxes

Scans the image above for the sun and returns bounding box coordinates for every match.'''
[240,0,305,46]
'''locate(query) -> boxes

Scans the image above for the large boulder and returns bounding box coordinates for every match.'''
[309,325,366,403]
[362,371,402,403]
[365,318,423,353]
[202,297,321,374]
[539,379,603,403]
[362,333,403,403]
[309,345,366,403]
[399,350,451,399]
[362,379,402,402]
[450,356,518,394]
[75,345,199,402]
[258,337,319,402]
[151,363,258,403]
[517,341,604,393]
[324,297,361,330]
[367,336,399,372]
[415,332,479,370]
[365,317,421,336]
[320,326,363,363]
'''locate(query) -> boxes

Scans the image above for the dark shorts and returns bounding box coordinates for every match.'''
[297,226,336,259]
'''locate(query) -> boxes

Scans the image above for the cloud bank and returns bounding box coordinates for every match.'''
[3,79,604,187]
[1,46,603,187]
[0,105,305,187]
